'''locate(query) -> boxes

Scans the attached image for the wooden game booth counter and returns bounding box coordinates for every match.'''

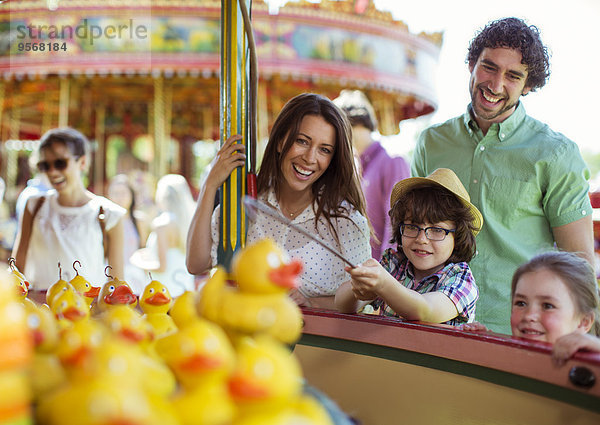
[294,309,600,425]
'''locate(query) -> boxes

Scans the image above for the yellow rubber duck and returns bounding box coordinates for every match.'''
[50,289,90,323]
[24,301,59,353]
[140,277,177,338]
[69,260,100,308]
[94,266,138,314]
[0,268,32,425]
[37,339,180,425]
[231,238,303,295]
[229,336,333,425]
[23,300,66,402]
[8,257,30,299]
[155,317,235,390]
[197,239,303,344]
[100,305,154,346]
[45,263,77,309]
[169,290,199,329]
[52,318,108,381]
[229,336,301,414]
[155,317,236,425]
[99,305,177,399]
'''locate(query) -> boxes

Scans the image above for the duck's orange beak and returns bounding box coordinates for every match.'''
[144,292,171,306]
[62,346,91,367]
[84,286,100,298]
[178,353,224,372]
[268,259,303,289]
[105,285,137,305]
[119,328,146,343]
[32,329,44,346]
[59,306,87,321]
[228,374,270,400]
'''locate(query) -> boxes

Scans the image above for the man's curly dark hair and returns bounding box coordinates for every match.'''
[466,17,550,92]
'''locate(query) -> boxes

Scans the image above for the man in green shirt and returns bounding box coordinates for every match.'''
[411,17,594,334]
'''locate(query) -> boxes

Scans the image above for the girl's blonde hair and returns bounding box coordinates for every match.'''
[511,251,600,336]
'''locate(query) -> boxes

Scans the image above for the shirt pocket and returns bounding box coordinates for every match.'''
[485,177,542,227]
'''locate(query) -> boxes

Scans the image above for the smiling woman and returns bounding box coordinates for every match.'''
[186,93,371,309]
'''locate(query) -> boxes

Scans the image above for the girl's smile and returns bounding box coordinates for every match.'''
[511,269,589,343]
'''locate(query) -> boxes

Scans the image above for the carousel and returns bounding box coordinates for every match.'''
[0,0,441,198]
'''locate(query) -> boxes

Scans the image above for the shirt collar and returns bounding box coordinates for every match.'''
[464,102,527,142]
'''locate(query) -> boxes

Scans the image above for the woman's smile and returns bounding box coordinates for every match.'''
[280,114,335,196]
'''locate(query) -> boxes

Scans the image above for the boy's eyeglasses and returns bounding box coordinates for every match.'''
[400,223,456,241]
[36,157,75,173]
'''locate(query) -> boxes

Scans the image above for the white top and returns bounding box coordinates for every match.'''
[25,190,126,290]
[122,216,147,295]
[211,189,371,297]
[137,230,196,298]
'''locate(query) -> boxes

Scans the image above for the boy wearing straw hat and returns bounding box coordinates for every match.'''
[335,168,483,326]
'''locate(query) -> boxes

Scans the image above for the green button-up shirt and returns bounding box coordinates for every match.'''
[411,102,592,334]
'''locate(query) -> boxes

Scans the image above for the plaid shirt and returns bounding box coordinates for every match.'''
[374,249,479,326]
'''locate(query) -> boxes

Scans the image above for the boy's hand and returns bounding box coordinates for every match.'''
[352,286,377,301]
[345,259,387,298]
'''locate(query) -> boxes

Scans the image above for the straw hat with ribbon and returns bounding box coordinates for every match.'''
[389,168,484,236]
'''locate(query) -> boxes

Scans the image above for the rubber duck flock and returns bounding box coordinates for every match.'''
[0,238,334,425]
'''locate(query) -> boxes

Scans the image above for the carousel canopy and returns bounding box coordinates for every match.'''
[0,0,442,137]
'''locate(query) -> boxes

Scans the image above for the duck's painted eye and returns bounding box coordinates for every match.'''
[149,288,155,294]
[109,285,116,292]
[162,288,167,293]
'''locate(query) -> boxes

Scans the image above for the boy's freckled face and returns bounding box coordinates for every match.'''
[401,220,455,280]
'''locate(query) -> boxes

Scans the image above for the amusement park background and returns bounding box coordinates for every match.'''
[1,0,600,256]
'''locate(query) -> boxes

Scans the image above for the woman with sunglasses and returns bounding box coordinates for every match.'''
[336,168,483,326]
[12,127,125,302]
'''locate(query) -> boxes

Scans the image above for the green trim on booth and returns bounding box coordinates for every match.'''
[298,334,600,413]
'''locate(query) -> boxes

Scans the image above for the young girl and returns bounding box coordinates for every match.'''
[335,168,483,325]
[463,251,600,365]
